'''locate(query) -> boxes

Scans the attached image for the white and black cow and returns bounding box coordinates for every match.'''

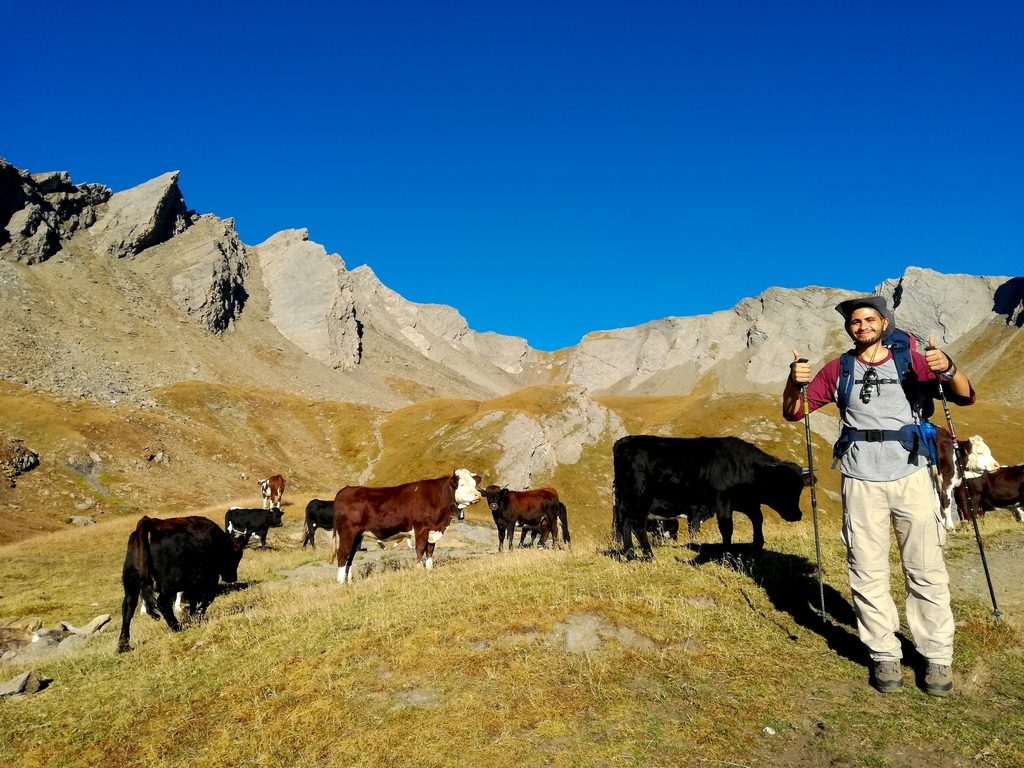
[118,516,245,653]
[934,429,1002,527]
[301,498,334,549]
[612,435,807,560]
[225,506,284,548]
[259,474,286,510]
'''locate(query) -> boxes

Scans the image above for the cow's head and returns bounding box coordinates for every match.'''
[479,484,509,514]
[269,508,284,527]
[966,435,1001,473]
[758,462,805,522]
[451,469,482,518]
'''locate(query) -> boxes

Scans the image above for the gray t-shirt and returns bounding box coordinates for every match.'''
[838,356,928,481]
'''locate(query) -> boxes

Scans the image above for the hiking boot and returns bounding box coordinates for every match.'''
[871,660,903,693]
[924,663,953,697]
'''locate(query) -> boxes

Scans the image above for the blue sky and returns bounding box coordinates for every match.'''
[4,1,1021,350]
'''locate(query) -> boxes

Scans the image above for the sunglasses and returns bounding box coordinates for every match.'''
[858,367,881,403]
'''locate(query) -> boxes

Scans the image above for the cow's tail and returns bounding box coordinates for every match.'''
[302,512,315,549]
[558,502,571,546]
[132,517,161,620]
[328,528,338,565]
[611,479,624,543]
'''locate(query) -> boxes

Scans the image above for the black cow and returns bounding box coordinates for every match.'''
[302,498,334,548]
[612,435,807,560]
[118,516,245,653]
[225,506,284,548]
[479,485,571,551]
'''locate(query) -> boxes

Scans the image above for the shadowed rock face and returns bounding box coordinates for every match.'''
[132,216,250,334]
[0,159,111,264]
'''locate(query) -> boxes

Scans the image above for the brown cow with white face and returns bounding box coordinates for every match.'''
[331,468,481,584]
[259,475,285,511]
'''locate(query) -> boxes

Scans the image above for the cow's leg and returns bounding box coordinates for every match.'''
[414,528,432,567]
[505,522,517,550]
[518,526,529,548]
[619,516,636,560]
[335,528,360,584]
[634,521,654,560]
[546,509,560,550]
[745,507,764,550]
[156,592,182,632]
[715,510,734,548]
[496,522,507,552]
[118,583,139,653]
[425,542,436,568]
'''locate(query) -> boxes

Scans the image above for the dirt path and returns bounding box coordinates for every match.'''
[946,527,1024,632]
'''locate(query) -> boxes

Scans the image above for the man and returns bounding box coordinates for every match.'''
[782,295,975,696]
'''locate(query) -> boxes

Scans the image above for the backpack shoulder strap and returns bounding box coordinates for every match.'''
[885,327,935,420]
[837,351,856,413]
[885,328,913,384]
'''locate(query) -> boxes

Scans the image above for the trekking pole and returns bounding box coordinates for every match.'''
[798,361,829,622]
[927,346,1002,621]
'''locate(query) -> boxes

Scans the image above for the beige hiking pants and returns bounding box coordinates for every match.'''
[841,466,954,666]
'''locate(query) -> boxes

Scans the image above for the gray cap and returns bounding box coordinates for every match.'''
[835,295,889,321]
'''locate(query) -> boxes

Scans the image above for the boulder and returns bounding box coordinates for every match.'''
[0,434,39,487]
[0,670,51,697]
[59,614,111,635]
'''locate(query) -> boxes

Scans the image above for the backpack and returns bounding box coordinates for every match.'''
[832,327,938,466]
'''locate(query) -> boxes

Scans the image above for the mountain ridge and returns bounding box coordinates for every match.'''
[3,158,1020,408]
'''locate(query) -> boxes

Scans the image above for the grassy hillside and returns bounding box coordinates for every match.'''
[1,511,1022,768]
[3,367,1024,767]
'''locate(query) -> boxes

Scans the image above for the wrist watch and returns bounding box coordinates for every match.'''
[940,356,957,380]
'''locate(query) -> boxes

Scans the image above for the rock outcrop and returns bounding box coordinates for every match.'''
[88,171,193,258]
[557,271,1017,396]
[0,435,39,488]
[0,159,111,264]
[253,229,362,369]
[349,266,532,393]
[131,215,248,333]
[482,387,626,489]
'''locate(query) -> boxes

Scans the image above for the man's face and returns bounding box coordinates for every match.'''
[846,307,888,346]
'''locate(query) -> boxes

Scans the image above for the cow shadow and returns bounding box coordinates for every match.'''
[684,544,881,667]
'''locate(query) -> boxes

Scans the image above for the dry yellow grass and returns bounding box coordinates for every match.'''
[1,513,1022,768]
[3,367,1024,767]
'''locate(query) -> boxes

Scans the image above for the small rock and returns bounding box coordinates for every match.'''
[68,515,95,526]
[0,670,51,697]
[59,614,110,635]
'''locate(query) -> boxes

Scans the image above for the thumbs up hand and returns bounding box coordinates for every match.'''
[789,350,811,385]
[924,336,955,377]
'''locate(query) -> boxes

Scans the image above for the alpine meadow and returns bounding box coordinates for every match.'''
[2,160,1024,767]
